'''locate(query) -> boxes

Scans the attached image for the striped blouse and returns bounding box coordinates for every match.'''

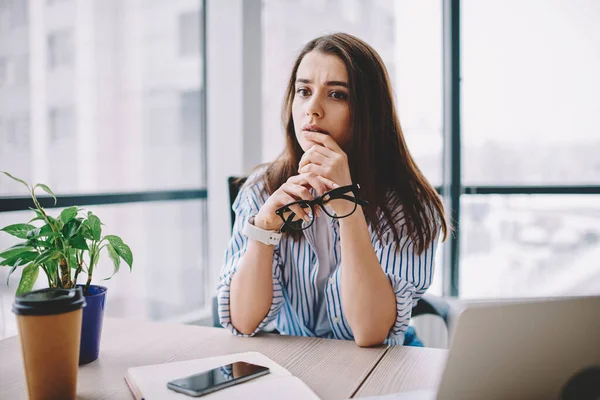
[217,171,440,346]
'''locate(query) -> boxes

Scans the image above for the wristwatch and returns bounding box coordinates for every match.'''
[242,215,282,246]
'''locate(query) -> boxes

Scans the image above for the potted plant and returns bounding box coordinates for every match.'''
[0,171,133,364]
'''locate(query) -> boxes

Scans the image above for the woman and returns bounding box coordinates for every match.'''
[217,33,447,347]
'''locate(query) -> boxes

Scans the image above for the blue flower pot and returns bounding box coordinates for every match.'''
[77,285,107,365]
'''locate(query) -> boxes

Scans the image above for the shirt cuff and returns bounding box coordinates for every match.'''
[385,273,417,344]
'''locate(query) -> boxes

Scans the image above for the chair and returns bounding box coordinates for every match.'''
[213,177,454,338]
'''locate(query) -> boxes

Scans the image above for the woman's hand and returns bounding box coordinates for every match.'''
[298,131,352,188]
[254,173,338,231]
[298,132,355,216]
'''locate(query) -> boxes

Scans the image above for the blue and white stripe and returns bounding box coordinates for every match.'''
[217,171,440,346]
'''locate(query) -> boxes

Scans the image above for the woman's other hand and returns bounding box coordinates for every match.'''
[254,173,337,231]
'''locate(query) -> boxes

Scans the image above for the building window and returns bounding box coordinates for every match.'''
[4,0,28,28]
[179,11,201,57]
[48,107,74,142]
[47,31,73,70]
[1,115,29,149]
[180,90,201,142]
[0,57,7,86]
[14,54,27,85]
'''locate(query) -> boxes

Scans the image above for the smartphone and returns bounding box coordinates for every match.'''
[166,361,270,397]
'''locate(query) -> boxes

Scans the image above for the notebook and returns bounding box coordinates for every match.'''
[124,352,320,400]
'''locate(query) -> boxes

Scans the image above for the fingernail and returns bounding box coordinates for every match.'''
[304,215,311,222]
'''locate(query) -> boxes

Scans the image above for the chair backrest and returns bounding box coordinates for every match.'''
[221,176,453,336]
[228,176,247,231]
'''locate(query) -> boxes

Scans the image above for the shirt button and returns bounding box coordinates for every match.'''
[333,317,340,323]
[329,277,334,284]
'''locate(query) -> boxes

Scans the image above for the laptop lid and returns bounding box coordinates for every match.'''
[437,296,600,400]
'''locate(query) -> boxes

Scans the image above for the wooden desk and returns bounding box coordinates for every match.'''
[0,318,447,400]
[355,345,448,397]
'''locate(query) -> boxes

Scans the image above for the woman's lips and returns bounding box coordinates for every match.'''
[302,124,329,135]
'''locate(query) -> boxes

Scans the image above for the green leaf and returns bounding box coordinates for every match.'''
[88,214,101,241]
[32,249,61,268]
[80,223,93,240]
[27,224,59,240]
[62,219,82,239]
[46,259,58,281]
[34,183,57,206]
[1,224,37,239]
[69,233,89,251]
[16,263,40,295]
[104,243,121,280]
[6,265,17,286]
[0,246,35,260]
[0,251,38,267]
[40,223,55,236]
[1,171,30,190]
[59,207,78,224]
[69,252,78,270]
[104,235,133,270]
[30,207,44,218]
[28,215,45,224]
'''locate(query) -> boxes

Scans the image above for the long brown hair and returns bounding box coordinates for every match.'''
[262,33,448,253]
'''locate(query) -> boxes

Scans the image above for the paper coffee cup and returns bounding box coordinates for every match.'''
[13,287,86,400]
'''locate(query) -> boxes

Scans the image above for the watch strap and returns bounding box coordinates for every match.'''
[242,215,282,246]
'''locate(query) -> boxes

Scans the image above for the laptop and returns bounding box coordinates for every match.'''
[394,296,600,400]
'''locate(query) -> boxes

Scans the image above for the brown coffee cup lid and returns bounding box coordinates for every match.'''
[12,287,86,316]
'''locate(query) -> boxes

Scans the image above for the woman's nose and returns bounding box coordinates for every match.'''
[306,96,323,118]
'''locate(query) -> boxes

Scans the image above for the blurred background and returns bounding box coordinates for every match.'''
[0,0,599,341]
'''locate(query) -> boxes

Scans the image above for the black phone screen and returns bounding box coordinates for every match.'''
[167,362,270,396]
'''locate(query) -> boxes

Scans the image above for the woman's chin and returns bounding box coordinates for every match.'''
[297,139,316,153]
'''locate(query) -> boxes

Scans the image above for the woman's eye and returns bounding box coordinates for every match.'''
[296,88,310,97]
[331,91,348,100]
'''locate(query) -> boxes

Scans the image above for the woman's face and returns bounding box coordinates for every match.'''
[292,51,352,152]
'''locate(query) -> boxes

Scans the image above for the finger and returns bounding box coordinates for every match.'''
[300,143,336,161]
[289,204,309,222]
[303,131,345,154]
[317,175,339,190]
[298,172,329,195]
[281,182,313,202]
[275,192,310,223]
[287,174,315,190]
[298,150,330,170]
[298,163,329,184]
[281,184,312,221]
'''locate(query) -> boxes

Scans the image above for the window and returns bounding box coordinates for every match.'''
[14,55,28,85]
[179,11,201,57]
[460,195,600,298]
[0,1,207,340]
[462,0,600,186]
[459,0,600,298]
[8,0,27,28]
[0,57,7,86]
[48,107,74,142]
[180,90,201,142]
[47,30,73,70]
[0,115,29,148]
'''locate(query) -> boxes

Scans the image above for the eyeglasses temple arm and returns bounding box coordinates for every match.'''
[335,194,369,207]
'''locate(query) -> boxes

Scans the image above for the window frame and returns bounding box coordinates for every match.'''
[441,0,600,297]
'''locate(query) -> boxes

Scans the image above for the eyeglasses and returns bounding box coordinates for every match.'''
[275,184,369,233]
